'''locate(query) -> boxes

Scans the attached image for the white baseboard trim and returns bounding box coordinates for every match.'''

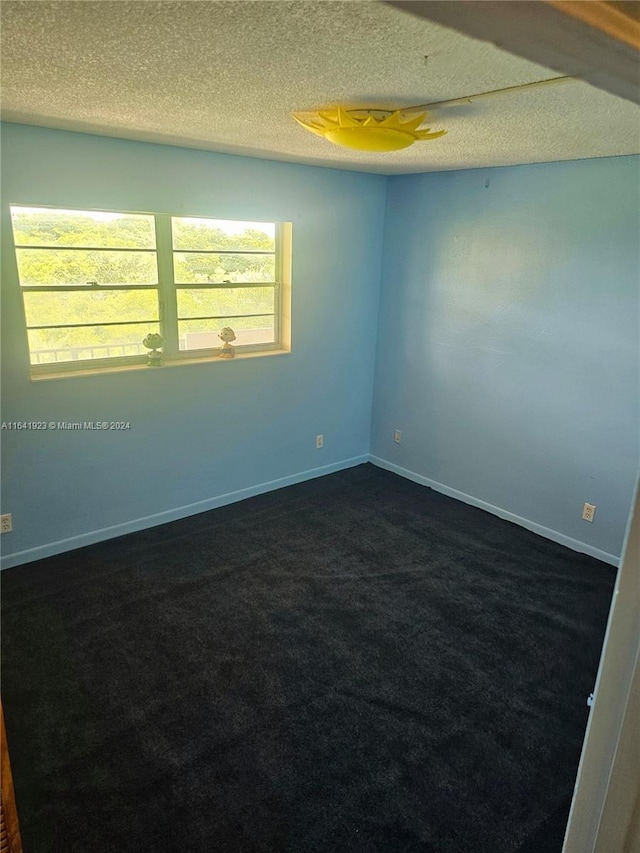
[369,455,620,568]
[0,455,369,570]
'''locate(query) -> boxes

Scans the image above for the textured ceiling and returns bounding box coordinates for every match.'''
[1,0,639,175]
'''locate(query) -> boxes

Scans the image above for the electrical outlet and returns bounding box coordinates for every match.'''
[316,434,324,449]
[1,514,12,533]
[393,429,402,445]
[582,503,596,523]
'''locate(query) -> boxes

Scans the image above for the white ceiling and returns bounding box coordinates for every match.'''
[1,0,638,175]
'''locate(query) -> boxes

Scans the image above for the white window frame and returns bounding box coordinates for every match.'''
[10,205,291,378]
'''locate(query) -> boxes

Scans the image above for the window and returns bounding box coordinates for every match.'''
[171,216,279,353]
[10,206,291,376]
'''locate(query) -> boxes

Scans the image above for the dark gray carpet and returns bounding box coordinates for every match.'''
[1,464,615,853]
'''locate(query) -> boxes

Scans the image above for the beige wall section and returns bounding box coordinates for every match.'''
[596,648,639,852]
[624,788,640,853]
[563,476,640,853]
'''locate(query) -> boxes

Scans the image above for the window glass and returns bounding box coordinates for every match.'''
[15,249,158,286]
[172,217,275,252]
[22,291,159,327]
[178,316,275,351]
[27,323,162,365]
[10,207,156,248]
[176,287,274,319]
[173,253,275,284]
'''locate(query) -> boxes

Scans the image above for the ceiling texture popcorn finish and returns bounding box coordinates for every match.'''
[1,0,639,174]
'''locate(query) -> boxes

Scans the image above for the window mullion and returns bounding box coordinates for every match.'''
[154,215,179,358]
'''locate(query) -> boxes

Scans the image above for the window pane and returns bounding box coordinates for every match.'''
[27,323,161,365]
[178,315,275,351]
[172,217,275,252]
[10,207,156,249]
[173,253,275,284]
[176,287,274,319]
[23,290,159,328]
[16,249,157,286]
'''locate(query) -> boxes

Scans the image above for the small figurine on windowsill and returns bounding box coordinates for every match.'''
[142,332,164,366]
[217,327,237,359]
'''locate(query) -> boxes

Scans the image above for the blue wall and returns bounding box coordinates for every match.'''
[0,123,387,565]
[2,124,637,567]
[371,157,639,560]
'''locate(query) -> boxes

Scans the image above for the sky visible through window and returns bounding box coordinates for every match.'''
[11,209,275,238]
[178,217,275,238]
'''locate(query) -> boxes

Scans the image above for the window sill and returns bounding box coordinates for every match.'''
[30,347,291,382]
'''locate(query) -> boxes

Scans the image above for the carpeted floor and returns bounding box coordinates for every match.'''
[1,464,615,853]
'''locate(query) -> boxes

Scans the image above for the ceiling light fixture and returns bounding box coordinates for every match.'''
[293,76,574,153]
[292,107,446,152]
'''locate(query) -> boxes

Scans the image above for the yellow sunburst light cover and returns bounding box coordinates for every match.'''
[293,107,447,152]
